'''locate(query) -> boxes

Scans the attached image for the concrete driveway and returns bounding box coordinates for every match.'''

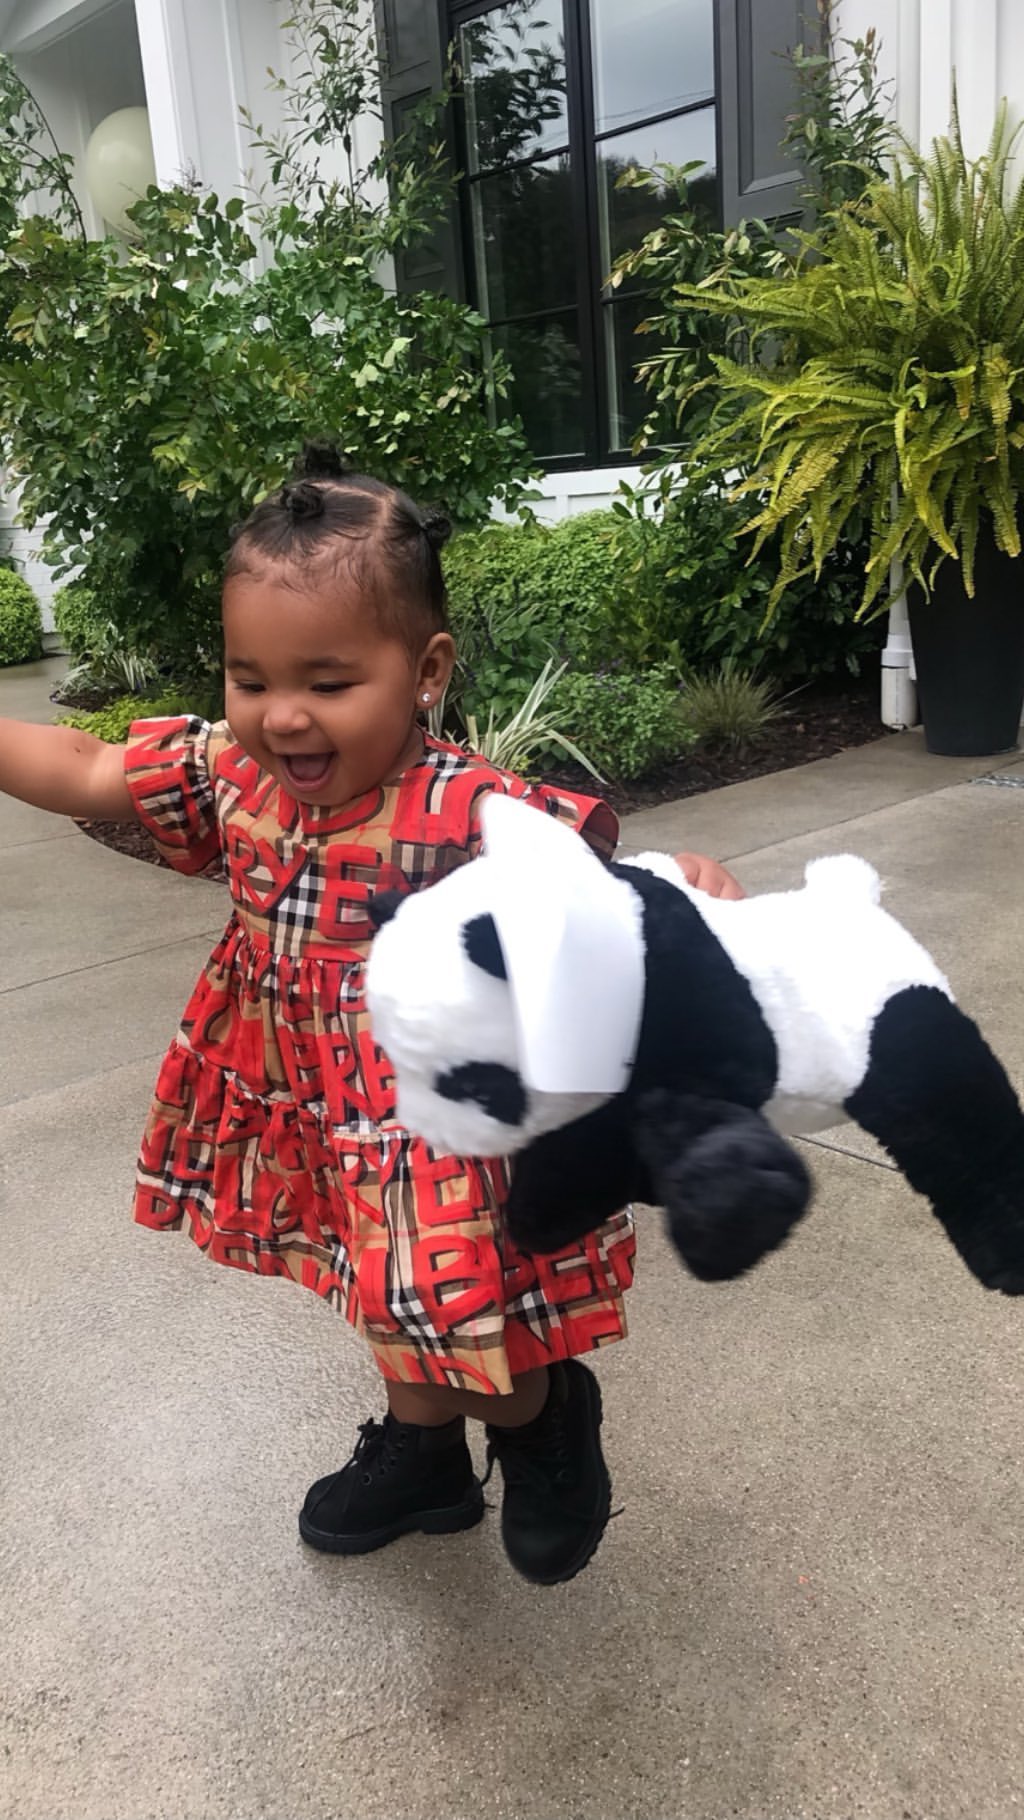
[2,658,1023,1820]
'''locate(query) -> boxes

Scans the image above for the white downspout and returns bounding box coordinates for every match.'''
[881,554,919,729]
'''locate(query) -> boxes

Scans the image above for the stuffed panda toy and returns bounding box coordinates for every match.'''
[366,794,1024,1294]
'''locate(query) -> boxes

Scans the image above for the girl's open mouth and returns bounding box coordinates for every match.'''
[281,752,335,792]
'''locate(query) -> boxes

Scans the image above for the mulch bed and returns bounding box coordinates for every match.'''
[73,675,888,873]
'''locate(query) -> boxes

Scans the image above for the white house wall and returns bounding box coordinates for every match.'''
[833,0,1024,156]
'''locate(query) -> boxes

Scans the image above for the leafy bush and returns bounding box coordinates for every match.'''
[0,2,534,673]
[446,496,882,704]
[613,13,893,456]
[680,661,786,749]
[51,584,107,659]
[59,624,163,703]
[0,569,43,664]
[57,688,216,743]
[553,665,692,781]
[444,514,620,690]
[609,479,883,681]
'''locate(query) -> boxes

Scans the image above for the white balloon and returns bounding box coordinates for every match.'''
[84,108,157,237]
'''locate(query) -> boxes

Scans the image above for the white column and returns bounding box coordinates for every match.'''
[133,0,289,199]
[133,0,194,186]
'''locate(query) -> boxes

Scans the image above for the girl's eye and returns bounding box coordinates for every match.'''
[231,680,264,694]
[311,682,351,695]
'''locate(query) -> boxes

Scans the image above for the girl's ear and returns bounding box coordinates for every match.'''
[417,632,456,706]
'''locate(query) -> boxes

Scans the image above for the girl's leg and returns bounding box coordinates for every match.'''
[392,1364,610,1589]
[300,1361,611,1587]
[386,1369,548,1429]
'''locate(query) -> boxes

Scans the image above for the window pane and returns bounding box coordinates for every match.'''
[459,0,569,173]
[597,106,717,276]
[590,0,714,134]
[604,293,660,451]
[470,155,576,319]
[491,313,585,457]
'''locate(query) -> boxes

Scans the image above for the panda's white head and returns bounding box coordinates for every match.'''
[366,795,646,1158]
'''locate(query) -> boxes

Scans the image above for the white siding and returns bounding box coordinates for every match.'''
[833,0,1023,156]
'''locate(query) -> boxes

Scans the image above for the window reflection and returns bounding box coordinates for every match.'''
[590,0,714,134]
[597,107,717,276]
[471,156,576,318]
[489,314,585,457]
[451,0,720,461]
[604,292,661,450]
[460,0,569,172]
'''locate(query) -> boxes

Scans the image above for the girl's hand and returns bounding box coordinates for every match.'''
[674,851,745,900]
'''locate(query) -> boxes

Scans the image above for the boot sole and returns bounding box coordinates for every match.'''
[299,1484,486,1556]
[507,1365,612,1588]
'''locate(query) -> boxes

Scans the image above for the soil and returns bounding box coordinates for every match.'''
[72,673,888,873]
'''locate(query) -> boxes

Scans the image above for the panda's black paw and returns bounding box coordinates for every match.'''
[942,1206,1024,1295]
[634,1091,813,1282]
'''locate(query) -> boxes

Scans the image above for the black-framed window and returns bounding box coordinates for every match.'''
[451,0,718,464]
[377,0,817,468]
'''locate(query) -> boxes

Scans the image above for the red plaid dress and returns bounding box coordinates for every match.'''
[124,718,635,1395]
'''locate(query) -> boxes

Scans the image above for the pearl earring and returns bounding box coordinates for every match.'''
[422,693,431,703]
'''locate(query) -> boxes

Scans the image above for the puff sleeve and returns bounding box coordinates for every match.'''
[123,715,223,875]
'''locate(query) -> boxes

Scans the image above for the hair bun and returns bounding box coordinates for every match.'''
[296,437,350,483]
[280,480,326,522]
[422,508,452,554]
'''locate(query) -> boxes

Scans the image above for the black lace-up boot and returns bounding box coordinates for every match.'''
[299,1413,484,1555]
[484,1359,611,1585]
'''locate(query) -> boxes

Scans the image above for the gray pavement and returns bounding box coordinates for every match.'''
[2,657,1024,1820]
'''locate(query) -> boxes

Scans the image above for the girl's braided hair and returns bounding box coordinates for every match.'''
[225,439,452,648]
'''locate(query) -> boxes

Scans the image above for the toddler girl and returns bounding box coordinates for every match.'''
[0,443,741,1585]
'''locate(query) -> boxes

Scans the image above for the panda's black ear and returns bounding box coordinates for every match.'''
[369,890,407,931]
[463,913,508,980]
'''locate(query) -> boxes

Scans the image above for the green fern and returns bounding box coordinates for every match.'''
[674,103,1024,615]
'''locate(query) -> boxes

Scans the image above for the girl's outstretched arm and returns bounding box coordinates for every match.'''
[0,719,137,821]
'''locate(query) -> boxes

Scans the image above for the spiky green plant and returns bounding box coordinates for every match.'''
[459,658,603,779]
[675,101,1024,617]
[680,660,787,749]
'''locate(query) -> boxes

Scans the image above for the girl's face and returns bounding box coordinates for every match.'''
[222,563,454,808]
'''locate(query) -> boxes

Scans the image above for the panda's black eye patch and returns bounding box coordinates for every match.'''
[436,1062,526,1126]
[463,914,508,980]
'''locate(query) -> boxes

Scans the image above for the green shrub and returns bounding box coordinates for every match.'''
[553,665,692,780]
[0,6,534,676]
[0,568,42,664]
[445,513,620,680]
[57,688,211,743]
[459,658,603,780]
[446,497,882,709]
[51,583,107,658]
[610,481,884,682]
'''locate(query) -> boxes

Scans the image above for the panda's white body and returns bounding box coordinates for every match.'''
[628,851,951,1136]
[367,795,1024,1293]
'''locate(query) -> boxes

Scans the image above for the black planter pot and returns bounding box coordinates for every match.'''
[908,532,1024,756]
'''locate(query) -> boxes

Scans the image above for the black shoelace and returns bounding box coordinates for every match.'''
[482,1406,574,1495]
[349,1417,407,1484]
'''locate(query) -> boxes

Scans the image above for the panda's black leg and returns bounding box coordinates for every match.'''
[844,986,1024,1294]
[504,1101,643,1254]
[632,1088,812,1282]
